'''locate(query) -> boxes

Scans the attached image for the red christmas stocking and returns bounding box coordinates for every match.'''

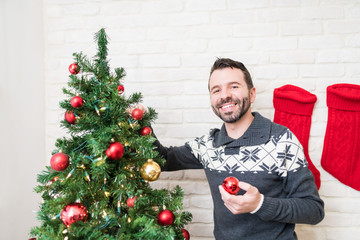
[273,85,321,189]
[321,83,360,191]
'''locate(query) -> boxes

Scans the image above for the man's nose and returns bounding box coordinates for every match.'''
[220,88,231,100]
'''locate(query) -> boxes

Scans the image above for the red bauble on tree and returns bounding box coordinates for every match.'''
[222,176,240,195]
[60,203,88,228]
[117,85,124,94]
[50,152,69,171]
[70,96,84,108]
[182,229,190,240]
[140,127,152,136]
[69,63,80,74]
[157,209,175,226]
[127,196,138,208]
[131,108,143,120]
[105,142,124,160]
[65,111,76,124]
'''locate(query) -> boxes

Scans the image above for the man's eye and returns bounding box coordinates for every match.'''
[232,85,239,89]
[212,89,220,94]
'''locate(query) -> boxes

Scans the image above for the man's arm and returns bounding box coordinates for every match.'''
[153,138,203,171]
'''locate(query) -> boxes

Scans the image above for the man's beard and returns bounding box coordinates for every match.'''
[212,95,251,123]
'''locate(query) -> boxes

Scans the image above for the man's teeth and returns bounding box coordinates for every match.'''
[221,104,234,109]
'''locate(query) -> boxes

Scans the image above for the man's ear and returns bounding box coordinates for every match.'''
[250,87,256,103]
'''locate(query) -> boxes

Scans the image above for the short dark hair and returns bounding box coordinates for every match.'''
[209,58,254,90]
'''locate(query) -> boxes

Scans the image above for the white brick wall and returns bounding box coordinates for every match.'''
[43,0,360,239]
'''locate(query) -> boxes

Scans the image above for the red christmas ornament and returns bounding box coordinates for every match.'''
[182,229,190,240]
[157,209,175,226]
[222,176,240,195]
[140,127,152,136]
[60,203,88,228]
[70,96,84,108]
[65,111,76,124]
[105,142,124,160]
[117,85,124,94]
[131,108,143,120]
[50,153,69,171]
[69,63,80,74]
[127,196,138,208]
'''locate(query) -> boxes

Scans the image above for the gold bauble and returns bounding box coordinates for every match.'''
[140,159,161,181]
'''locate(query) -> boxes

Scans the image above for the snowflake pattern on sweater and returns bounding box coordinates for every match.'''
[186,129,307,177]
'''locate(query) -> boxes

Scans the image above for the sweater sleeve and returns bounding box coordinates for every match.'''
[254,130,325,225]
[153,137,203,171]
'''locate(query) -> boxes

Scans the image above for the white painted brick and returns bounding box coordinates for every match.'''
[281,22,323,36]
[295,225,326,240]
[147,26,188,40]
[142,0,183,13]
[318,49,360,63]
[270,51,315,64]
[139,54,181,67]
[188,25,232,39]
[189,209,214,223]
[208,38,252,52]
[191,195,214,209]
[254,37,297,51]
[325,227,360,240]
[319,180,349,197]
[188,223,215,238]
[168,95,209,109]
[157,111,183,124]
[169,68,209,81]
[127,42,165,54]
[346,34,360,47]
[234,24,277,37]
[184,109,221,124]
[170,181,211,195]
[253,65,298,80]
[326,20,360,34]
[167,39,208,53]
[100,2,141,15]
[184,169,207,180]
[185,0,226,11]
[168,13,210,26]
[301,6,344,20]
[300,64,344,77]
[181,54,215,68]
[258,8,300,22]
[211,10,255,24]
[300,36,344,49]
[63,3,100,16]
[228,0,270,9]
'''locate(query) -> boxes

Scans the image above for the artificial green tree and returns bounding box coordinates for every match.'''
[30,28,192,240]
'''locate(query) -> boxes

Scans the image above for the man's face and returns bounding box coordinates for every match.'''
[209,68,255,123]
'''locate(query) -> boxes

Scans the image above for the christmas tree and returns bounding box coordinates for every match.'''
[30,28,192,240]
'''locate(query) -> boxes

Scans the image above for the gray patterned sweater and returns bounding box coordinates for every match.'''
[154,112,324,240]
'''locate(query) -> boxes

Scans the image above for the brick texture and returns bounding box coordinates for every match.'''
[43,0,360,239]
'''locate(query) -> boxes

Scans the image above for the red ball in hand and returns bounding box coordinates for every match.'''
[131,108,143,120]
[50,152,69,171]
[60,203,88,228]
[105,142,124,160]
[182,229,190,240]
[69,63,80,74]
[127,196,138,208]
[70,96,84,108]
[222,176,240,195]
[140,127,152,136]
[157,209,175,226]
[65,111,76,124]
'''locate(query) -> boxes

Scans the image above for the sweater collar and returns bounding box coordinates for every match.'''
[212,112,271,148]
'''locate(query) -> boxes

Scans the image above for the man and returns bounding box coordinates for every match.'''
[154,58,324,240]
